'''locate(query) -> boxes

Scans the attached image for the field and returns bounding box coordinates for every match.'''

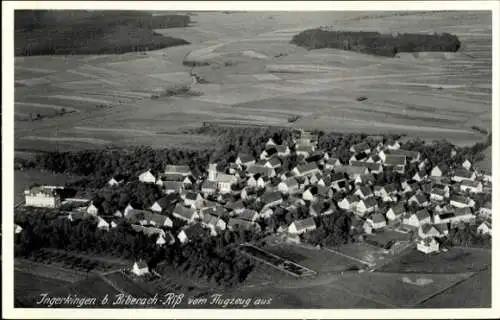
[14,11,491,153]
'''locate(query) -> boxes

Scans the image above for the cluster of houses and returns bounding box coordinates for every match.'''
[23,129,492,259]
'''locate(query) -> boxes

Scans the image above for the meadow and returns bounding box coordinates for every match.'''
[14,11,491,153]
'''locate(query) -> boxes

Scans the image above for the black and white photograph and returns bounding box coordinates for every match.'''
[2,1,499,318]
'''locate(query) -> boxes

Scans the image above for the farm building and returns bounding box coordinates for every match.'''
[172,204,199,223]
[386,203,405,221]
[417,237,439,254]
[24,185,63,208]
[131,260,149,276]
[164,165,192,176]
[477,221,492,236]
[288,217,316,235]
[138,170,156,184]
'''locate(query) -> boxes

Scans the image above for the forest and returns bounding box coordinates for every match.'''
[290,29,461,57]
[15,10,191,56]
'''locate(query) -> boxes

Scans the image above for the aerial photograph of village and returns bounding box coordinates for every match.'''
[11,7,492,310]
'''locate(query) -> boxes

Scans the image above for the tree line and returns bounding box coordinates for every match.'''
[291,29,461,57]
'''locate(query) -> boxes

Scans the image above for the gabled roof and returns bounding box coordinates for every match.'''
[267,157,282,167]
[351,152,369,161]
[361,197,378,208]
[185,192,201,201]
[453,168,474,178]
[326,157,342,165]
[431,188,446,196]
[331,172,346,181]
[228,217,258,230]
[455,206,473,216]
[370,213,386,223]
[415,209,430,221]
[153,195,177,209]
[357,186,373,197]
[450,195,469,204]
[284,177,299,187]
[351,142,370,152]
[294,163,319,174]
[202,180,218,189]
[384,154,406,166]
[173,204,197,220]
[164,165,191,174]
[181,223,209,240]
[387,149,419,159]
[291,217,316,230]
[335,165,367,175]
[238,209,259,222]
[389,203,405,214]
[237,153,255,163]
[158,173,185,182]
[345,195,361,203]
[162,181,184,190]
[247,165,274,176]
[411,193,428,204]
[260,191,282,204]
[461,180,481,187]
[203,205,227,217]
[420,223,439,235]
[275,145,289,153]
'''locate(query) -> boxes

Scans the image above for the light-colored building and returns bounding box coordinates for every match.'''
[24,186,62,208]
[138,170,156,184]
[131,261,149,276]
[417,237,439,254]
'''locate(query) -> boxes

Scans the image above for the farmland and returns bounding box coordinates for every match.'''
[14,11,491,153]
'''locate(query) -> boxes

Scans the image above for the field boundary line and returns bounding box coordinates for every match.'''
[323,247,374,268]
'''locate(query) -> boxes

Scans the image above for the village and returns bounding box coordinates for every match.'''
[17,128,492,278]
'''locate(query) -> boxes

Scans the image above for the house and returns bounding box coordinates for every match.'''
[460,180,483,194]
[241,187,257,200]
[409,193,429,207]
[138,170,156,184]
[309,201,333,217]
[123,203,135,217]
[278,177,300,194]
[418,224,441,239]
[324,158,342,170]
[275,145,291,157]
[96,217,110,231]
[288,217,316,234]
[412,171,427,182]
[177,224,210,244]
[235,153,255,167]
[131,261,149,276]
[295,145,314,158]
[354,173,376,186]
[201,181,218,195]
[354,186,374,200]
[182,175,196,187]
[401,180,420,194]
[367,213,386,230]
[417,237,439,254]
[451,207,475,224]
[259,191,283,208]
[262,157,282,169]
[387,140,401,150]
[479,202,492,218]
[247,165,276,177]
[431,164,447,177]
[127,210,173,228]
[462,159,472,170]
[292,163,321,177]
[433,211,455,224]
[107,176,124,187]
[350,142,371,154]
[226,200,246,215]
[162,181,184,194]
[384,149,420,162]
[227,218,261,231]
[356,197,378,216]
[335,165,369,179]
[338,195,360,211]
[452,169,476,182]
[302,186,320,202]
[202,205,228,219]
[86,202,99,216]
[183,192,204,208]
[265,138,277,147]
[381,153,406,168]
[374,184,397,198]
[386,203,405,221]
[366,154,382,163]
[24,186,62,208]
[260,147,277,160]
[201,214,227,236]
[164,165,191,176]
[418,159,428,171]
[14,224,23,234]
[349,152,369,164]
[247,174,268,189]
[156,232,176,246]
[434,223,449,237]
[450,195,472,208]
[172,204,199,223]
[238,209,260,223]
[430,188,447,202]
[477,221,492,236]
[403,209,431,228]
[150,196,176,213]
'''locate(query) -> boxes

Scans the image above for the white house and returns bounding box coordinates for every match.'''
[477,221,492,236]
[138,170,156,184]
[412,171,427,182]
[173,204,199,223]
[450,195,472,208]
[354,186,373,200]
[131,261,149,276]
[24,186,62,208]
[386,204,405,221]
[403,209,431,228]
[265,138,277,147]
[387,140,401,150]
[235,153,255,167]
[452,169,476,182]
[292,163,321,177]
[417,237,439,254]
[278,178,299,194]
[164,165,191,176]
[409,193,429,207]
[418,224,441,239]
[338,195,360,211]
[462,159,472,170]
[107,177,124,187]
[367,213,386,230]
[324,158,342,170]
[430,188,446,202]
[288,217,316,234]
[86,203,99,216]
[356,197,378,216]
[460,180,483,194]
